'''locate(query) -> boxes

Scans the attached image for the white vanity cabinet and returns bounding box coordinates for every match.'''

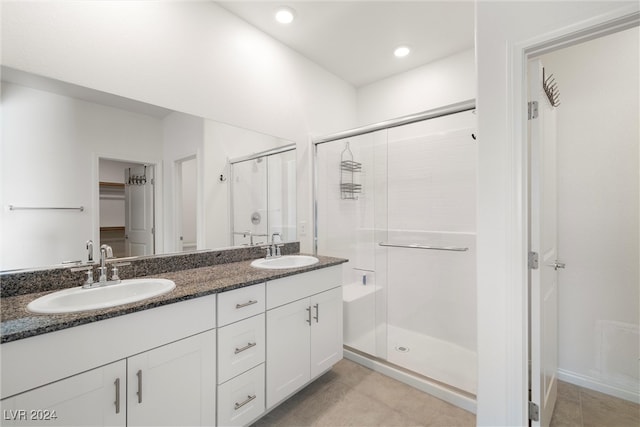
[265,266,343,409]
[127,330,216,427]
[1,330,216,427]
[1,295,217,427]
[0,360,127,426]
[216,283,267,427]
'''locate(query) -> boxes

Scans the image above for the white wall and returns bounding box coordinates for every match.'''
[476,1,639,425]
[541,27,639,398]
[1,82,162,269]
[356,49,475,125]
[161,112,204,253]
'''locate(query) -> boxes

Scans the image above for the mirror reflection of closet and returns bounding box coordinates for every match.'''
[98,158,155,258]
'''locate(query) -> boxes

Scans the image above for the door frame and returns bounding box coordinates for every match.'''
[507,8,639,424]
[94,154,163,257]
[174,155,198,252]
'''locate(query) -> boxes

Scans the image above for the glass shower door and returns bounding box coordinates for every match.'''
[316,130,388,359]
[231,157,268,246]
[380,111,477,393]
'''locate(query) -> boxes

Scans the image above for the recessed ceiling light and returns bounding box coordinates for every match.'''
[394,46,411,58]
[275,7,295,24]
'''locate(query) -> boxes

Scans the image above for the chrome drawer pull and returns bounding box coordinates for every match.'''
[114,378,120,414]
[136,370,143,403]
[234,342,257,354]
[234,394,257,410]
[313,303,319,323]
[236,300,258,309]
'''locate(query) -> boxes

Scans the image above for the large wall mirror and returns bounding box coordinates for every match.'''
[1,67,297,272]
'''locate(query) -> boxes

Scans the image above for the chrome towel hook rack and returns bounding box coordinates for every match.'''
[542,67,560,107]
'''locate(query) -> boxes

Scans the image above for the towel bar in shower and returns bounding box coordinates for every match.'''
[378,242,468,252]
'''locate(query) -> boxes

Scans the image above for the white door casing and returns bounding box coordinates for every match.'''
[529,59,559,427]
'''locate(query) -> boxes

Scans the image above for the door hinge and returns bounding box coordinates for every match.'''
[528,251,539,269]
[528,101,539,120]
[151,227,155,235]
[529,401,540,422]
[150,178,155,185]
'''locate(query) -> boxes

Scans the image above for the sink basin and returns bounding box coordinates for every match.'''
[250,255,319,270]
[27,278,176,314]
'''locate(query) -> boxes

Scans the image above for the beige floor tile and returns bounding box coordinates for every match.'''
[580,388,640,427]
[550,396,582,427]
[557,380,581,404]
[313,387,398,426]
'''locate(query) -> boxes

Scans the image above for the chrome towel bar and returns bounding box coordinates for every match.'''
[379,242,468,252]
[9,205,84,212]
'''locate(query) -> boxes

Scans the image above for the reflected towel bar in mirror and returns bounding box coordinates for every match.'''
[378,242,468,252]
[9,205,85,212]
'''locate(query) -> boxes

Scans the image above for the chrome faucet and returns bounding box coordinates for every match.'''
[98,244,113,283]
[266,232,282,258]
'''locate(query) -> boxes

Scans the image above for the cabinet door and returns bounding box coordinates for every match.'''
[310,287,344,378]
[266,298,311,409]
[127,329,216,427]
[0,360,125,427]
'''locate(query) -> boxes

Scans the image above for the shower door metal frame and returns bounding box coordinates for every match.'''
[311,98,476,255]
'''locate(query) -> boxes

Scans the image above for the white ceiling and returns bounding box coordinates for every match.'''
[216,1,475,88]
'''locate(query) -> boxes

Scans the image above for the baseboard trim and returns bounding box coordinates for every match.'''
[557,368,640,404]
[344,348,477,414]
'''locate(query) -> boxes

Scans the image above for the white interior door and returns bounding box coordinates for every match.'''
[125,165,155,257]
[529,59,559,427]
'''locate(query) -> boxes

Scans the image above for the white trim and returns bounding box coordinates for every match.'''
[344,348,477,414]
[507,4,640,425]
[558,368,640,404]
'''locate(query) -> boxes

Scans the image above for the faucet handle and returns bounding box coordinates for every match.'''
[110,262,130,282]
[71,265,94,287]
[275,245,283,257]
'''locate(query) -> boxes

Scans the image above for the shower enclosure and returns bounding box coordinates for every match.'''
[229,146,297,246]
[314,101,477,402]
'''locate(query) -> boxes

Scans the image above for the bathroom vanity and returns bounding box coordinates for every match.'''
[0,250,345,426]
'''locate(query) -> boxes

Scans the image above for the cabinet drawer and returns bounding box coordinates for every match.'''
[218,314,265,384]
[218,283,266,327]
[267,265,342,309]
[217,364,265,427]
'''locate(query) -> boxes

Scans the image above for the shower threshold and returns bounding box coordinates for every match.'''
[343,345,477,414]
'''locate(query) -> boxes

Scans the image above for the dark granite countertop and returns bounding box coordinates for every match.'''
[1,254,346,344]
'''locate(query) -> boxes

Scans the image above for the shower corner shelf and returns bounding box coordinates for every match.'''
[340,141,362,200]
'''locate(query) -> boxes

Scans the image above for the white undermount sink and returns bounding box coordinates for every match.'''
[27,278,176,314]
[250,255,319,270]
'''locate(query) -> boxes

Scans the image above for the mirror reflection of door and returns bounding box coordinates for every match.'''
[98,159,155,258]
[124,165,155,257]
[175,156,197,252]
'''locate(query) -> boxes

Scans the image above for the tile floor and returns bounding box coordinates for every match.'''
[551,380,640,427]
[252,358,640,427]
[252,358,475,426]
